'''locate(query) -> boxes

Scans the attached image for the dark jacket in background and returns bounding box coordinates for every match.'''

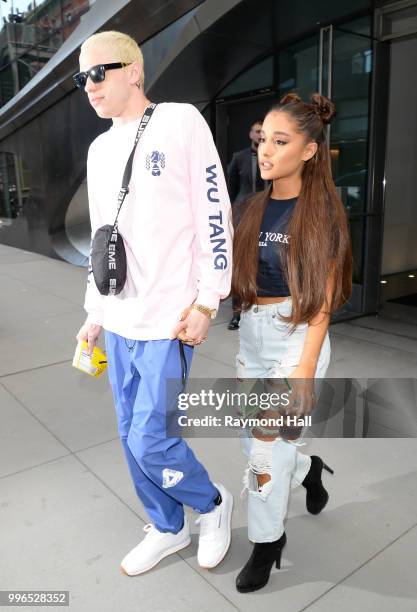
[227,147,265,204]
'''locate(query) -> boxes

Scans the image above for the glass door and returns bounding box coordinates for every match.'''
[278,34,320,99]
[327,19,373,305]
[279,18,373,315]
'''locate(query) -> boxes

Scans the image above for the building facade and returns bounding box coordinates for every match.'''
[0,0,416,318]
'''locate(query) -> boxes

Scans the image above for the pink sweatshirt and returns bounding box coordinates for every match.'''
[84,102,233,340]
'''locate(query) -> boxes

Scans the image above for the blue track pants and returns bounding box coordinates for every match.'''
[104,331,218,534]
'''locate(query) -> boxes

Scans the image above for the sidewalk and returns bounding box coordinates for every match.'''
[1,243,416,612]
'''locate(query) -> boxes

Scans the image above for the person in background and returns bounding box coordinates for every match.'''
[227,119,265,330]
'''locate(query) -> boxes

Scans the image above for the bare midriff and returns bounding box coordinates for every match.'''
[255,296,290,304]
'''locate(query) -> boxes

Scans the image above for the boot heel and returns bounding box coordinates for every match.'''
[323,462,334,475]
[275,549,283,569]
[236,535,286,593]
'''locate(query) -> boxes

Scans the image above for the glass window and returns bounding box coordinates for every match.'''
[341,14,372,37]
[218,56,273,97]
[331,18,372,220]
[0,64,15,106]
[381,3,417,39]
[278,35,319,99]
[331,16,372,286]
[17,53,38,90]
[275,15,372,287]
[0,153,29,228]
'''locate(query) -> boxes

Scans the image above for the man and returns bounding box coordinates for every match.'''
[75,31,233,576]
[228,119,264,205]
[227,119,265,330]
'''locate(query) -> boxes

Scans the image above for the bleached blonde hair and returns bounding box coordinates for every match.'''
[80,30,145,86]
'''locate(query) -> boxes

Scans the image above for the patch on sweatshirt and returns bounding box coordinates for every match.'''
[146,150,165,176]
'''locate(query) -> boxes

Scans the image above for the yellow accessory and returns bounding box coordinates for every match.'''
[192,303,217,320]
[72,341,108,378]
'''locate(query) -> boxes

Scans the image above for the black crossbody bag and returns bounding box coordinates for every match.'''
[90,103,157,296]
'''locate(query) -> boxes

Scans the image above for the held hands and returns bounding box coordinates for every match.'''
[171,304,210,346]
[76,322,102,357]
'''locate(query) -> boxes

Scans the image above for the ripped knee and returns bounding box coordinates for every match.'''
[241,438,275,501]
[256,473,271,487]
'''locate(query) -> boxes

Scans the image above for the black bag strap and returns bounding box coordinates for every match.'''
[113,102,157,231]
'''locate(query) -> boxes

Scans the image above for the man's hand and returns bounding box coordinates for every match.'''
[171,305,210,346]
[76,322,102,357]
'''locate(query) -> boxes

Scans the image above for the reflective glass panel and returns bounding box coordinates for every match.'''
[331,19,372,219]
[278,35,319,99]
[219,56,273,97]
[0,153,29,228]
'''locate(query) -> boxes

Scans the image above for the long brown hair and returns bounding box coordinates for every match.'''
[232,91,352,326]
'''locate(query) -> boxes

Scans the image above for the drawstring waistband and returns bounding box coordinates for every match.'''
[123,338,187,391]
[178,339,188,391]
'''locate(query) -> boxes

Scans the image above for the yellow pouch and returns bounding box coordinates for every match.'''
[72,341,108,378]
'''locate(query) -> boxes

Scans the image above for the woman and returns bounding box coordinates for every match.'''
[232,91,352,593]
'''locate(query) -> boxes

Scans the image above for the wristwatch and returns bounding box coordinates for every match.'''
[192,303,217,320]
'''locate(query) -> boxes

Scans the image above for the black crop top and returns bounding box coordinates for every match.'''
[256,196,298,297]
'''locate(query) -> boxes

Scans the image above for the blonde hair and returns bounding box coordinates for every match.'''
[80,30,145,86]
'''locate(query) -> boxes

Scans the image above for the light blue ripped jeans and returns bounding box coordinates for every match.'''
[236,298,331,543]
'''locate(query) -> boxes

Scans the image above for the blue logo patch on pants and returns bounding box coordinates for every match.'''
[162,468,184,489]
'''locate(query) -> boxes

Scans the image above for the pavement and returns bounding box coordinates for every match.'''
[0,243,416,612]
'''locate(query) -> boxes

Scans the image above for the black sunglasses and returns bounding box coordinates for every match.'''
[73,62,131,90]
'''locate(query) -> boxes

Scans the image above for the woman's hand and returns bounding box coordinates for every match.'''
[286,365,316,416]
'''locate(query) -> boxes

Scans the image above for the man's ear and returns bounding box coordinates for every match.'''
[128,61,142,86]
[303,141,318,162]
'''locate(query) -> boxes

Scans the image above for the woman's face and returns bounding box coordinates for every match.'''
[258,110,317,181]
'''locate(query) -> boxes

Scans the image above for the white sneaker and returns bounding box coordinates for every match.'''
[196,482,233,569]
[120,516,191,576]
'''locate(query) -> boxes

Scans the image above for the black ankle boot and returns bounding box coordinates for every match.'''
[227,313,240,330]
[236,532,287,593]
[302,455,334,515]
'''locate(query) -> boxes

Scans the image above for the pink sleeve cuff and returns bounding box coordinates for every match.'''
[195,291,221,312]
[85,311,104,327]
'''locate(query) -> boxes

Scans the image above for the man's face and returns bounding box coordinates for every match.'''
[79,43,139,119]
[249,122,263,147]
